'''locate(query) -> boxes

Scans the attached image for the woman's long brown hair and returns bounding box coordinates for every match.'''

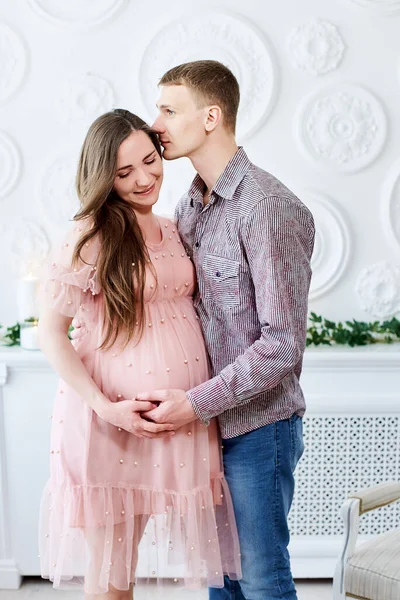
[73,109,162,350]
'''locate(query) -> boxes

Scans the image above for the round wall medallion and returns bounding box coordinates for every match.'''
[356,261,400,319]
[0,219,50,274]
[303,190,350,299]
[346,0,400,15]
[0,131,21,199]
[38,154,81,229]
[57,73,114,123]
[288,20,345,75]
[295,84,387,173]
[381,158,400,255]
[0,23,27,103]
[139,11,277,140]
[28,0,127,26]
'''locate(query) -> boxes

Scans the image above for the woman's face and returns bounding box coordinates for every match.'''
[113,130,163,213]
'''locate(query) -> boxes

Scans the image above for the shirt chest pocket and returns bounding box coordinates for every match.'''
[202,254,240,308]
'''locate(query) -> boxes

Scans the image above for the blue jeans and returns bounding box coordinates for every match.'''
[210,415,304,600]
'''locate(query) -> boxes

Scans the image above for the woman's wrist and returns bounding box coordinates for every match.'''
[90,392,110,417]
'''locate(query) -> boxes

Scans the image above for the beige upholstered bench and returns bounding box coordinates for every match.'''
[333,481,400,600]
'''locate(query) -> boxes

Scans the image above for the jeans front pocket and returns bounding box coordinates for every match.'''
[289,415,304,473]
[202,254,240,309]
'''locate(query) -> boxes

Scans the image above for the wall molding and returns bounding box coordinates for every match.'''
[139,10,278,141]
[294,83,387,173]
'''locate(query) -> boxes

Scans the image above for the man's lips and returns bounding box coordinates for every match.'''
[160,139,170,145]
[135,183,155,196]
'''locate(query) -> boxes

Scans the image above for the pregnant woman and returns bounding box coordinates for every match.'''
[38,109,241,599]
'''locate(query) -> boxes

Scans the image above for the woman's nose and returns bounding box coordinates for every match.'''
[135,169,152,188]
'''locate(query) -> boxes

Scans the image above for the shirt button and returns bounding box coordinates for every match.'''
[216,271,221,277]
[195,242,200,248]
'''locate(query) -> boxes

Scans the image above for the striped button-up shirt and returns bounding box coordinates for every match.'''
[176,147,315,439]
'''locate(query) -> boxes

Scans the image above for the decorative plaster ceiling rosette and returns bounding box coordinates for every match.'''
[295,84,387,173]
[139,12,277,140]
[356,261,400,319]
[0,131,21,199]
[303,190,350,299]
[0,219,50,275]
[57,73,115,123]
[288,20,345,75]
[382,158,400,255]
[38,154,81,229]
[0,23,27,103]
[346,0,400,15]
[27,0,127,27]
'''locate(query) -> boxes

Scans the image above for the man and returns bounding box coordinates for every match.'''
[139,59,315,600]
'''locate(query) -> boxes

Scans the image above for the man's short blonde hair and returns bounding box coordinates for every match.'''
[159,60,240,134]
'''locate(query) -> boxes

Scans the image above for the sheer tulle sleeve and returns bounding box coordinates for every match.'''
[41,224,101,318]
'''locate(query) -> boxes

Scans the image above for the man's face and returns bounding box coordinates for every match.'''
[152,85,207,160]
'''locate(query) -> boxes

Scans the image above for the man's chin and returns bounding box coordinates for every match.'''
[162,147,181,161]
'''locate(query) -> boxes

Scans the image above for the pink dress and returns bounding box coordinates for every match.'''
[39,216,241,594]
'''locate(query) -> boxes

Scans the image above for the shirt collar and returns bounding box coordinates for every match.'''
[188,147,251,204]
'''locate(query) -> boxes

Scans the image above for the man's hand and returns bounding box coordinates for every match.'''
[97,399,176,439]
[136,389,197,433]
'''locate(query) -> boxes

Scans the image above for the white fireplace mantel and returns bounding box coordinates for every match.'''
[0,344,399,588]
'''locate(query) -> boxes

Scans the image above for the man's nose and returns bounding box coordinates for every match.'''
[152,115,164,132]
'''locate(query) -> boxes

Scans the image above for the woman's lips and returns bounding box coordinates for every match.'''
[135,183,155,196]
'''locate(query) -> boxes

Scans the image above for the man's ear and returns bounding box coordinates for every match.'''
[204,105,222,132]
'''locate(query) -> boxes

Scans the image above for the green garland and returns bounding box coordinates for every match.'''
[1,314,400,348]
[306,312,400,347]
[0,320,73,346]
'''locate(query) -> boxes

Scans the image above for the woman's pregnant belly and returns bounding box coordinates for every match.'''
[88,298,210,403]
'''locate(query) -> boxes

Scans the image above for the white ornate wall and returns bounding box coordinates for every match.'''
[1,0,400,324]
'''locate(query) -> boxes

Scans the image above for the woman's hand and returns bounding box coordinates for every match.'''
[96,398,175,439]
